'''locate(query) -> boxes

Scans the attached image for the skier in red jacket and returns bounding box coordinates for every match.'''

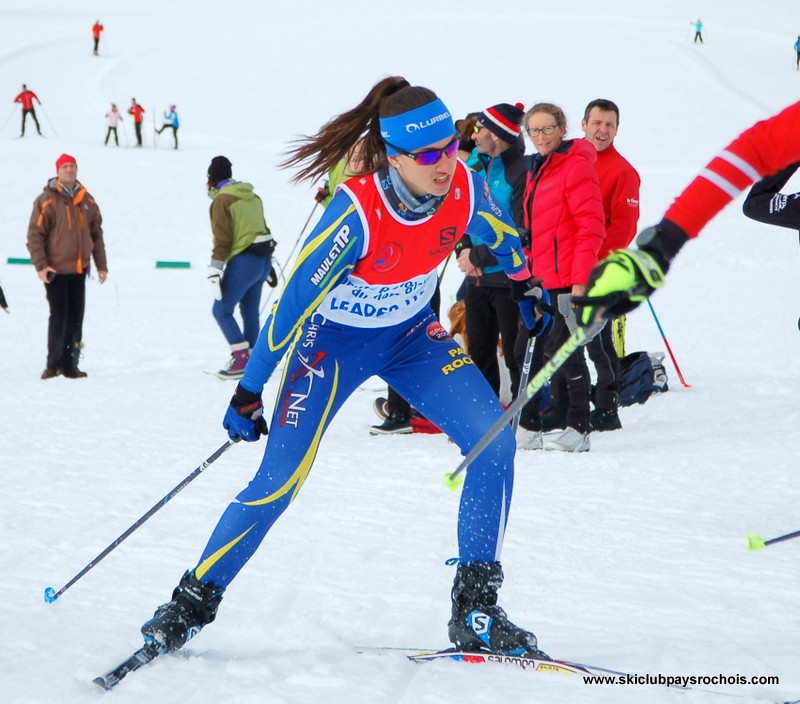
[575,99,800,328]
[92,20,104,56]
[128,98,145,147]
[14,84,42,137]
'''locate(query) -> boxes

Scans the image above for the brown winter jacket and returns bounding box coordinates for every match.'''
[27,178,107,275]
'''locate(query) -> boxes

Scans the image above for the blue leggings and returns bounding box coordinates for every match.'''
[212,253,273,348]
[193,309,516,587]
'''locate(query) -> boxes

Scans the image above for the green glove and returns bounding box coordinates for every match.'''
[573,221,689,326]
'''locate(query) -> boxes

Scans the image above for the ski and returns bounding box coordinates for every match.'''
[93,643,161,691]
[409,648,591,674]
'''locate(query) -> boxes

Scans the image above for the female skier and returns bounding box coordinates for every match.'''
[138,76,552,660]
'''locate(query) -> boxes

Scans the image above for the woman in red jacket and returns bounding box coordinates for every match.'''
[521,103,604,452]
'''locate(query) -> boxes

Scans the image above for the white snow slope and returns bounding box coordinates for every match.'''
[1,1,799,703]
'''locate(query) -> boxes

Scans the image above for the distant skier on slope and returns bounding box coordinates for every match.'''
[14,84,42,137]
[692,18,704,44]
[155,105,179,149]
[135,76,553,666]
[92,20,104,56]
[574,99,800,332]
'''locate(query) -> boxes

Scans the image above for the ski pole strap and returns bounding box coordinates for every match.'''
[449,321,603,481]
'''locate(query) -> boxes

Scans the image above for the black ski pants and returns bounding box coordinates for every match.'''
[464,282,520,399]
[586,319,621,411]
[45,273,86,371]
[104,126,118,145]
[544,289,592,434]
[21,108,41,136]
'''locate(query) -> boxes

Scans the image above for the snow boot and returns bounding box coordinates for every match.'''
[369,411,412,435]
[590,407,622,432]
[544,427,590,452]
[141,570,225,654]
[217,342,250,379]
[372,396,390,420]
[515,427,543,451]
[448,561,549,658]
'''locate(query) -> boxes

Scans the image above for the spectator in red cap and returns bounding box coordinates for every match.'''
[26,154,108,379]
[155,104,179,149]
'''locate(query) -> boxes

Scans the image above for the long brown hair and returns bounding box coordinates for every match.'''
[281,76,439,184]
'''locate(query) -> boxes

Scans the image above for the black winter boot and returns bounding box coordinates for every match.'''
[141,570,225,654]
[448,561,549,658]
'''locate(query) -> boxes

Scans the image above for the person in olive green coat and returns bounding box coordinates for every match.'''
[206,156,275,378]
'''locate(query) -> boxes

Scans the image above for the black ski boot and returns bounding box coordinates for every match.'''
[141,570,225,654]
[448,561,549,659]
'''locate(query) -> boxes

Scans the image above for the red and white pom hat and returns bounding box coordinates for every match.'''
[478,102,525,143]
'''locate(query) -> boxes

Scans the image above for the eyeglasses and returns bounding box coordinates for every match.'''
[385,135,460,166]
[526,125,559,137]
[473,123,487,134]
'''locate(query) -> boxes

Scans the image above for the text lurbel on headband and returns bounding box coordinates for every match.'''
[404,111,452,132]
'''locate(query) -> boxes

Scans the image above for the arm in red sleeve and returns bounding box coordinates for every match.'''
[664,100,800,238]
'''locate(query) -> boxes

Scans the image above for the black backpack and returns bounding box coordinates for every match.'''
[618,351,669,406]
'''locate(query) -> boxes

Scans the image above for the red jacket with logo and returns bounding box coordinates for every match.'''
[594,142,641,258]
[522,138,605,290]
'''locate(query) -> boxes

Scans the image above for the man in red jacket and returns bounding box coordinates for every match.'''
[14,84,42,137]
[576,99,800,335]
[580,99,641,432]
[128,98,145,147]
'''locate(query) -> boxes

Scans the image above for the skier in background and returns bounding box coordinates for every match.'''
[0,281,8,313]
[155,105,179,149]
[794,35,800,70]
[92,20,104,56]
[134,76,553,665]
[14,84,42,137]
[693,19,704,44]
[128,98,145,147]
[104,103,122,146]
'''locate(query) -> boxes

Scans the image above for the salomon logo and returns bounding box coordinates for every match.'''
[468,611,492,636]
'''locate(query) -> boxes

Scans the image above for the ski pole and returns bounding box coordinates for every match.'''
[646,298,691,388]
[446,320,603,486]
[511,335,536,433]
[43,438,239,603]
[260,200,319,314]
[437,251,454,286]
[39,104,58,138]
[746,529,800,551]
[0,106,17,137]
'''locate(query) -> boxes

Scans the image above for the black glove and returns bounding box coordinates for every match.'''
[223,384,269,442]
[315,183,330,204]
[573,219,689,326]
[266,267,279,288]
[0,284,8,313]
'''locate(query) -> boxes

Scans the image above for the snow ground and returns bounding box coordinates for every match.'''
[1,1,799,703]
